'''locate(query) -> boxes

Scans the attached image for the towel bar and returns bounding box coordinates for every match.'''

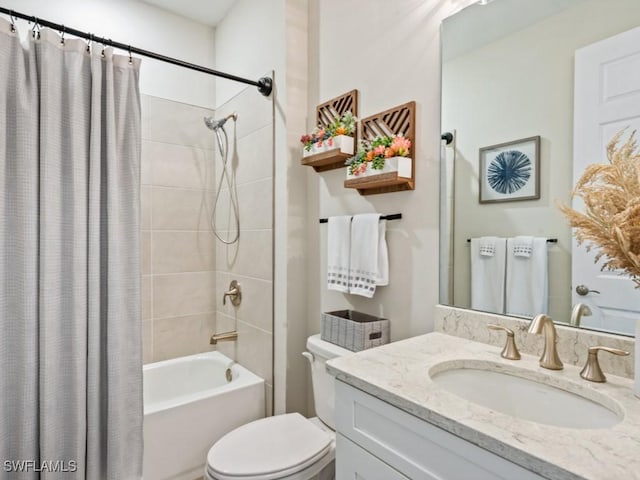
[319,213,402,224]
[466,238,557,243]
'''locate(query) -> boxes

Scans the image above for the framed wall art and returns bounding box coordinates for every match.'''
[479,136,540,204]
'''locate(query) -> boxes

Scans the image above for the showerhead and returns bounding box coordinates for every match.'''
[204,112,238,131]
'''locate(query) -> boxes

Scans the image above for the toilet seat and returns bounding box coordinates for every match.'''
[206,413,333,480]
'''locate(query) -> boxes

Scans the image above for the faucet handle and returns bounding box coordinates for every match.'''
[487,324,521,360]
[579,346,630,383]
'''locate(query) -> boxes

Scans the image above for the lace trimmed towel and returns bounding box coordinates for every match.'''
[479,236,498,257]
[512,236,534,258]
[349,214,388,298]
[327,216,351,293]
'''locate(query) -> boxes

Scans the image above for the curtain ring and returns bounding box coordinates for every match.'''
[9,11,16,33]
[86,33,92,54]
[60,25,65,45]
[128,45,133,64]
[31,18,40,39]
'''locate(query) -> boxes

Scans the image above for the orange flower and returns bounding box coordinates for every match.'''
[366,151,375,162]
[335,126,347,135]
[385,147,394,158]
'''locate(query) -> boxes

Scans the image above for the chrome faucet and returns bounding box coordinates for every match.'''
[528,314,563,370]
[570,303,592,327]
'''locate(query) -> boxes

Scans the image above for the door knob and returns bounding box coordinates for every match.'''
[575,284,600,296]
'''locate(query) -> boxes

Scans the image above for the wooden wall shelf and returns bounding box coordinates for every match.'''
[344,101,416,196]
[344,171,414,195]
[301,90,358,172]
[302,150,353,172]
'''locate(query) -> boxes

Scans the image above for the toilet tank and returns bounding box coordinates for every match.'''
[305,334,352,430]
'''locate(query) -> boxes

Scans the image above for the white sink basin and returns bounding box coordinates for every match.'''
[430,362,623,429]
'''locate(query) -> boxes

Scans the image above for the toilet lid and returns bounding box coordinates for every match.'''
[207,413,333,480]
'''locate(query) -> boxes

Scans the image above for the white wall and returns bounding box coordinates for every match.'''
[2,0,215,107]
[306,0,475,350]
[215,0,311,416]
[214,0,284,107]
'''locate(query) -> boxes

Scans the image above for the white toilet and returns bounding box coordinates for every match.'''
[204,334,351,480]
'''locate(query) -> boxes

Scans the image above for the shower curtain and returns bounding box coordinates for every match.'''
[0,21,142,480]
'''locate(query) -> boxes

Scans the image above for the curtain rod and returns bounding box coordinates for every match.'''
[319,214,402,224]
[0,7,273,97]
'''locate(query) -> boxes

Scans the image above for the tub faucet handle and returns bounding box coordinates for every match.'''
[223,280,242,306]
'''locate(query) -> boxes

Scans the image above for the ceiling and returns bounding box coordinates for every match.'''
[141,0,237,26]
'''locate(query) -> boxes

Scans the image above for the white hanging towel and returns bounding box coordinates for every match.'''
[506,236,549,317]
[470,237,506,314]
[327,216,352,293]
[349,214,388,297]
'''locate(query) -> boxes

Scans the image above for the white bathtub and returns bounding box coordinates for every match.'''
[143,352,265,480]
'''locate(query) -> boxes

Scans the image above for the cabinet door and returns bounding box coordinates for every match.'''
[336,381,545,480]
[336,434,409,480]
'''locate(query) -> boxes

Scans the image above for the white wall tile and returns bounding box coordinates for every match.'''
[216,230,272,281]
[152,187,211,231]
[153,271,216,318]
[153,313,216,362]
[142,95,216,149]
[152,231,216,274]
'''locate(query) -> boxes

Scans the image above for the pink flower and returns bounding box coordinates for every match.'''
[374,145,386,156]
[327,137,334,147]
[391,136,411,156]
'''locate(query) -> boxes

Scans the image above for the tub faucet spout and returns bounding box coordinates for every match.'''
[210,331,238,345]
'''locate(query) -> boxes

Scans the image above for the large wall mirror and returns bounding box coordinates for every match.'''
[440,0,640,336]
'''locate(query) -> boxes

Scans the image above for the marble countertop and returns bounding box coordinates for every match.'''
[327,332,640,480]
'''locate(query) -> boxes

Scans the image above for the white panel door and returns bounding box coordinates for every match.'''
[573,26,640,335]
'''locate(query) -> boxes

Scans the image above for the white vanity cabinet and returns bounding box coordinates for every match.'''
[334,381,545,480]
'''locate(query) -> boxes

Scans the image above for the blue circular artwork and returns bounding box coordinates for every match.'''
[487,150,531,194]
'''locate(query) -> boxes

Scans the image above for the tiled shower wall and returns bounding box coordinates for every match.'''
[141,94,218,363]
[140,88,275,414]
[212,86,275,415]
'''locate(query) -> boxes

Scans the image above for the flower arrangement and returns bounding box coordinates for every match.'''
[345,134,411,176]
[299,111,356,153]
[558,128,640,287]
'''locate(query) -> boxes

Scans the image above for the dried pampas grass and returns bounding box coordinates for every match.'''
[558,128,640,287]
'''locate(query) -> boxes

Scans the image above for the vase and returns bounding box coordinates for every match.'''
[346,156,413,180]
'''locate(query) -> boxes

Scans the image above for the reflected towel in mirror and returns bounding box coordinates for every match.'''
[471,237,506,314]
[506,237,548,317]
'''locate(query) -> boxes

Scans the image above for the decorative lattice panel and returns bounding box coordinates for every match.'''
[346,101,416,195]
[301,90,359,172]
[360,101,415,144]
[316,89,359,131]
